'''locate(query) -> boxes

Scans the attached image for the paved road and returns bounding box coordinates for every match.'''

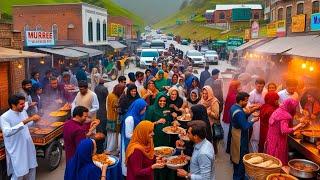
[36,40,235,180]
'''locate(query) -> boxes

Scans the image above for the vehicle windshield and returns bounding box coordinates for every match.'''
[141,51,159,57]
[206,51,217,55]
[188,51,202,56]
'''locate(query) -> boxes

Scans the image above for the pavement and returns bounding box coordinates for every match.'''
[36,40,235,180]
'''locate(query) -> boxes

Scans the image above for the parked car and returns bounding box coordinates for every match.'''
[167,36,173,40]
[141,42,151,48]
[204,50,219,65]
[139,49,160,68]
[181,39,189,45]
[161,36,168,42]
[150,39,165,49]
[185,50,205,66]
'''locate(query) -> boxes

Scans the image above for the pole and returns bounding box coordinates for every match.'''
[51,54,54,68]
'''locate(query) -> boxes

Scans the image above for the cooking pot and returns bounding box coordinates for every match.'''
[288,159,319,179]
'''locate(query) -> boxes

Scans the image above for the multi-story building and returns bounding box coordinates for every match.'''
[12,3,108,47]
[108,16,134,40]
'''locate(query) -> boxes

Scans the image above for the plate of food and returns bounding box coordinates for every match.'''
[37,119,50,126]
[49,111,68,117]
[178,134,190,141]
[28,127,40,133]
[59,103,72,111]
[50,121,64,127]
[252,111,260,117]
[33,128,53,135]
[92,154,118,169]
[177,114,192,122]
[154,146,175,157]
[163,126,186,135]
[166,155,188,170]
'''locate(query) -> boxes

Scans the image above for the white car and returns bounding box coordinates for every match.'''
[161,36,167,42]
[139,49,159,68]
[204,50,219,65]
[185,50,206,66]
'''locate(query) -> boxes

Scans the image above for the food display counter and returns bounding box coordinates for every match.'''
[288,135,320,164]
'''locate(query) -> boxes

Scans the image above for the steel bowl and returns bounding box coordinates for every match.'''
[301,130,320,144]
[288,159,320,179]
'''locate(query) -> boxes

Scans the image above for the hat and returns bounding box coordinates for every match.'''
[211,69,220,76]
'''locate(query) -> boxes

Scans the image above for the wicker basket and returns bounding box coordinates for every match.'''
[243,153,283,180]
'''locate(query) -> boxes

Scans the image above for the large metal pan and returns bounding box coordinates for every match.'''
[301,130,320,144]
[288,159,319,179]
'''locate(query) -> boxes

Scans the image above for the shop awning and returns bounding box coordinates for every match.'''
[108,41,127,49]
[253,35,318,54]
[68,47,103,57]
[285,36,320,59]
[234,39,265,51]
[0,47,48,61]
[37,47,88,59]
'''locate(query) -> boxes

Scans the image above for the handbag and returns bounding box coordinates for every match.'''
[213,123,224,140]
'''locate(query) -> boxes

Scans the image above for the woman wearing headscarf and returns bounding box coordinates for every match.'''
[265,99,304,165]
[186,76,200,97]
[106,84,126,154]
[90,67,101,91]
[186,89,200,108]
[126,121,165,180]
[258,92,279,153]
[167,86,185,117]
[199,86,219,153]
[223,80,241,150]
[65,139,107,180]
[119,84,140,118]
[140,80,159,105]
[121,98,147,177]
[168,74,179,87]
[154,70,169,92]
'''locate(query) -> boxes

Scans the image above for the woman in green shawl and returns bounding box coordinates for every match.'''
[145,92,175,180]
[154,70,169,92]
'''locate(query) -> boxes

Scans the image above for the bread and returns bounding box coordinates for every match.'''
[247,156,264,164]
[256,160,273,167]
[267,163,279,168]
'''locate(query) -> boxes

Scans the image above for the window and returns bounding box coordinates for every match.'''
[297,3,304,15]
[278,8,283,20]
[313,1,320,13]
[88,18,93,42]
[254,12,260,19]
[286,6,292,23]
[36,24,42,31]
[103,20,107,41]
[96,19,101,41]
[52,24,58,40]
[24,24,29,32]
[219,12,225,20]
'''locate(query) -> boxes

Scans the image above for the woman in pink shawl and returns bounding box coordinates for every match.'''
[265,98,304,165]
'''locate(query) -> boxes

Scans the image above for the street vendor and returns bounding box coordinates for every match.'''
[43,77,65,107]
[278,79,299,104]
[19,79,38,116]
[0,94,41,180]
[71,81,99,119]
[303,93,320,120]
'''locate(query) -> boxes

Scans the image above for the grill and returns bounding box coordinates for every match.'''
[30,125,63,146]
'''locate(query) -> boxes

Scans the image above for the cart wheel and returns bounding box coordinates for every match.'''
[45,140,62,171]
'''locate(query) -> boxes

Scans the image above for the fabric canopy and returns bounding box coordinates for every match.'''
[235,39,265,51]
[37,47,88,59]
[285,36,320,59]
[253,35,318,55]
[68,47,103,57]
[0,47,48,61]
[108,41,127,49]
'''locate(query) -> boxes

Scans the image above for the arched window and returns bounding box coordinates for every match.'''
[297,3,304,15]
[219,12,225,20]
[286,6,292,23]
[36,24,42,31]
[96,19,101,41]
[254,12,260,19]
[313,1,320,13]
[52,24,58,40]
[88,18,93,42]
[103,20,107,41]
[277,8,283,20]
[24,24,29,32]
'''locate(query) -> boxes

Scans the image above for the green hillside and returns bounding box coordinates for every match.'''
[0,0,144,27]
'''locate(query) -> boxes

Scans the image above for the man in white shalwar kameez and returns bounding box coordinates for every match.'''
[0,94,40,180]
[248,78,266,153]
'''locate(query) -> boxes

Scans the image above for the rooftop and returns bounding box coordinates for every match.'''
[215,4,263,11]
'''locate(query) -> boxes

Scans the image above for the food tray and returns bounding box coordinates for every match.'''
[154,146,176,157]
[93,155,118,169]
[162,126,186,135]
[31,126,63,146]
[166,155,188,170]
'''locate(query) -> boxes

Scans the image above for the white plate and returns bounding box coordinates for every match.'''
[178,134,190,141]
[162,126,186,135]
[166,156,188,170]
[93,155,117,168]
[154,146,176,157]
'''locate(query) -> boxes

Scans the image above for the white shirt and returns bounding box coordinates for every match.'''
[121,116,134,176]
[71,91,100,118]
[278,89,299,104]
[0,109,37,177]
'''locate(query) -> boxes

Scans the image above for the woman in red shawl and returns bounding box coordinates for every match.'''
[222,80,241,149]
[258,92,279,152]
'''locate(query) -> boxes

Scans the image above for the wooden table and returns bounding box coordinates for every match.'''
[288,135,320,164]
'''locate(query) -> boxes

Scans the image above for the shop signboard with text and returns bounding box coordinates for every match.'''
[25,31,55,47]
[110,23,119,36]
[276,20,286,37]
[291,14,306,32]
[267,22,277,37]
[251,21,259,39]
[311,13,320,31]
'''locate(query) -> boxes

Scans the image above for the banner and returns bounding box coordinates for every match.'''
[267,22,277,37]
[110,23,119,36]
[244,29,251,40]
[311,13,320,31]
[276,20,286,37]
[251,21,259,39]
[291,14,306,32]
[25,31,55,47]
[118,25,124,37]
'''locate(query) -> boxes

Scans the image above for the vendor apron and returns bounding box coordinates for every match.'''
[231,127,241,164]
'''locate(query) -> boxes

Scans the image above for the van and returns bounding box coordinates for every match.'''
[139,49,160,68]
[150,39,165,49]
